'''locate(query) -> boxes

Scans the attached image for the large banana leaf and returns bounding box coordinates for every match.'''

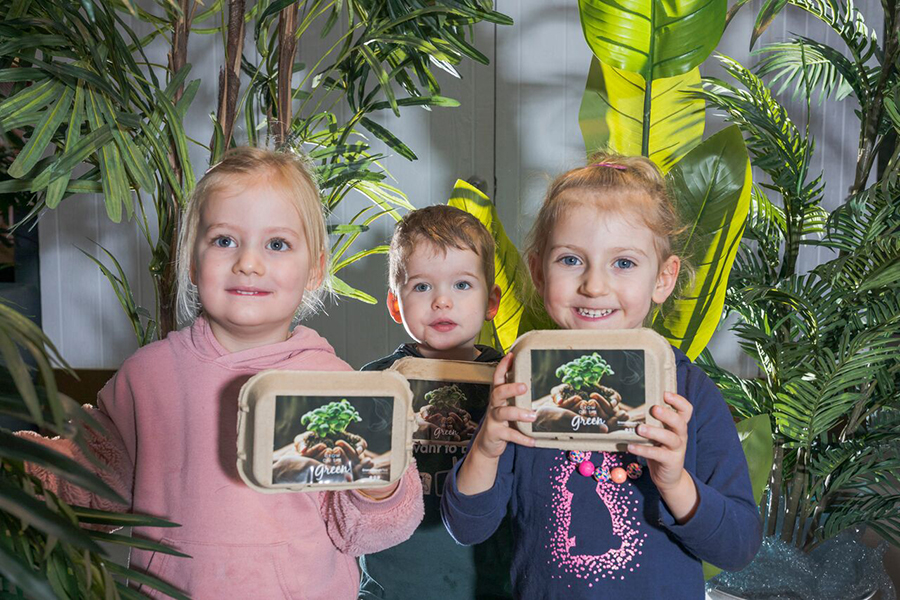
[653,125,752,359]
[579,57,704,171]
[578,0,727,80]
[447,180,554,352]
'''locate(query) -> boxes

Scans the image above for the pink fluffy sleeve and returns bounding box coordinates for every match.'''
[17,371,135,517]
[317,461,425,557]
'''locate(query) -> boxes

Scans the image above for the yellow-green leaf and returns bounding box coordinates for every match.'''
[45,83,85,208]
[87,91,130,223]
[579,57,704,172]
[653,125,752,359]
[578,0,726,80]
[447,180,554,352]
[8,86,73,179]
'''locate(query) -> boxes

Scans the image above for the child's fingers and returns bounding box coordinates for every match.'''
[636,423,682,450]
[490,404,537,424]
[491,382,527,407]
[498,426,536,447]
[627,442,666,463]
[493,352,515,387]
[651,403,689,433]
[663,392,693,419]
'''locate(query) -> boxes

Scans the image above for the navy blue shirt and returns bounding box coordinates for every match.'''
[359,343,513,600]
[441,347,761,599]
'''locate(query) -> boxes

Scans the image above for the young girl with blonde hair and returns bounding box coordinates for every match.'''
[20,147,423,599]
[442,154,761,599]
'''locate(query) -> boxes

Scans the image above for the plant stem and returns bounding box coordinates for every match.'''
[213,0,246,154]
[275,4,300,144]
[641,1,656,158]
[766,442,783,537]
[781,449,807,545]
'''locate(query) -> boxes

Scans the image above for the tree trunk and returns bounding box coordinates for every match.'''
[766,442,783,537]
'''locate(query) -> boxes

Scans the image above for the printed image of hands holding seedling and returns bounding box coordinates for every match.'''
[533,353,640,434]
[272,398,392,484]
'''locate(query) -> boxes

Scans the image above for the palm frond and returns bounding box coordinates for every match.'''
[754,37,859,103]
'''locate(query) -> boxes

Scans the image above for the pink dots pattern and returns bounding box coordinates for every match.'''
[545,452,647,585]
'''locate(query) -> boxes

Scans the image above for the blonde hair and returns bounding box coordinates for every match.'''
[388,205,495,293]
[525,153,692,309]
[175,147,328,327]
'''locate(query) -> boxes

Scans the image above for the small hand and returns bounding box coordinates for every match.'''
[627,392,692,490]
[470,353,537,461]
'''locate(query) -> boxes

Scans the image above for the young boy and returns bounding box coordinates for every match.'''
[358,205,513,600]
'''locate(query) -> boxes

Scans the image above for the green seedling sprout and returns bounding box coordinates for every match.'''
[301,399,362,439]
[555,353,614,390]
[424,384,466,409]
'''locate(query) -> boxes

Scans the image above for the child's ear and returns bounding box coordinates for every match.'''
[528,253,545,296]
[652,255,681,304]
[485,284,501,320]
[386,290,404,324]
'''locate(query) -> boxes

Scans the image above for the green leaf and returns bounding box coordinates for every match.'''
[0,79,61,124]
[0,542,56,600]
[579,57,704,171]
[653,125,752,359]
[447,179,555,352]
[88,532,191,558]
[87,91,131,222]
[359,117,417,161]
[8,86,74,179]
[0,479,104,554]
[45,82,85,208]
[359,44,400,117]
[751,0,788,49]
[71,507,180,529]
[104,563,190,600]
[578,0,727,80]
[31,123,113,193]
[330,275,378,304]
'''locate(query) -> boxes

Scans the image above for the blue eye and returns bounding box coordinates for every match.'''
[559,255,582,266]
[454,281,472,290]
[267,238,290,252]
[413,282,431,292]
[615,258,635,269]
[214,236,235,248]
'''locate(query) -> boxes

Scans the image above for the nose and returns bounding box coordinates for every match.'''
[580,266,608,297]
[233,246,264,276]
[432,292,452,310]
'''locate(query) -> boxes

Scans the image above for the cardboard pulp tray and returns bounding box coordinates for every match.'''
[510,329,676,452]
[237,370,414,492]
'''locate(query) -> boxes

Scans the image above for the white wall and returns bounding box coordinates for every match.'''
[38,0,877,372]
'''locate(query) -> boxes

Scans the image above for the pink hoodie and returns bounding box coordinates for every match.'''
[21,317,424,599]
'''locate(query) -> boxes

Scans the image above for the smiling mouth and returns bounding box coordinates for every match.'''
[228,288,271,296]
[576,307,615,319]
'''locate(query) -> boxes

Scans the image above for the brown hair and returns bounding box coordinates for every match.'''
[175,146,328,326]
[525,153,686,268]
[388,205,495,293]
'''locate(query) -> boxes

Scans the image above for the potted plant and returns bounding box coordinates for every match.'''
[688,0,900,595]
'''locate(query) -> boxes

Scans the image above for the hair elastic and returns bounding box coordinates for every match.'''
[591,162,627,171]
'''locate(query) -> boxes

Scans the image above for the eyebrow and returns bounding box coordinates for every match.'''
[550,244,649,258]
[205,223,301,237]
[406,271,481,281]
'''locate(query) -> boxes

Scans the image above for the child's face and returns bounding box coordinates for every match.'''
[191,181,320,350]
[531,201,679,331]
[388,241,500,359]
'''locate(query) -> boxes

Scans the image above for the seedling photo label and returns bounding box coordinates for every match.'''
[531,350,646,435]
[271,396,394,485]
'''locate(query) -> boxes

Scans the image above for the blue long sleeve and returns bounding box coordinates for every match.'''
[440,346,762,599]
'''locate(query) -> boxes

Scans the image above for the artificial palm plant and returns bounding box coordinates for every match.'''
[692,0,900,551]
[0,0,510,341]
[0,299,189,599]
